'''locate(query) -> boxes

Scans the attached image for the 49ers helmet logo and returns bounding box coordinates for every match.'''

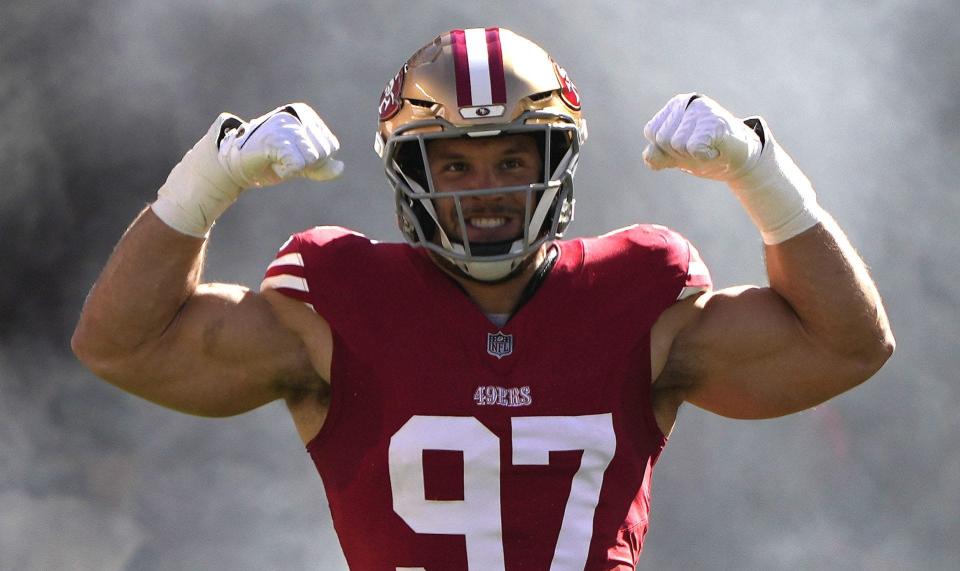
[378,64,407,121]
[553,61,581,110]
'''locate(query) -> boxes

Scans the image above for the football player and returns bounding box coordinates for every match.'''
[72,27,894,569]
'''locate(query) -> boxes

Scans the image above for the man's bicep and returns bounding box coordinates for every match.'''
[675,285,840,419]
[131,283,321,417]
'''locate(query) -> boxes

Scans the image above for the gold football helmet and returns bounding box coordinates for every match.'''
[375,27,588,281]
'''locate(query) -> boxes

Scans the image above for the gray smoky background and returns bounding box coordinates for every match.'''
[1,0,957,569]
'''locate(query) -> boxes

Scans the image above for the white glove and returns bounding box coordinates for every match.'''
[152,103,344,237]
[642,93,823,245]
[219,103,344,187]
[642,93,762,179]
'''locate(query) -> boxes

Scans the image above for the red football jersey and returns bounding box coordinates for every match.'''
[261,224,711,570]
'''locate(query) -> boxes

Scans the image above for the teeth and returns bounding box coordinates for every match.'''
[469,217,506,228]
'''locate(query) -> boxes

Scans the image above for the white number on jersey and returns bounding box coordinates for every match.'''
[388,414,616,571]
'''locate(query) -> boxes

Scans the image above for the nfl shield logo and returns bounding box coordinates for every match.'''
[486,331,514,359]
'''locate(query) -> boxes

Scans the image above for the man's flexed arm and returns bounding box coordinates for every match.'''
[646,94,895,419]
[72,104,342,417]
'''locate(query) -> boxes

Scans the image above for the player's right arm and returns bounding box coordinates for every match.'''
[71,104,344,417]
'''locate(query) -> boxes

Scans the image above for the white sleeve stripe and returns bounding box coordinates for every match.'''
[687,260,709,278]
[678,285,709,300]
[267,252,305,270]
[597,224,639,238]
[260,274,309,293]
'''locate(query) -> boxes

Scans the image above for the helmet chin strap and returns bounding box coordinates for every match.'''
[438,231,524,282]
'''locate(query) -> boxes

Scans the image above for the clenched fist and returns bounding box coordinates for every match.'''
[152,103,343,237]
[219,103,344,188]
[642,93,762,181]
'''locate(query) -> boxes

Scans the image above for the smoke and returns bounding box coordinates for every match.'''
[1,0,957,569]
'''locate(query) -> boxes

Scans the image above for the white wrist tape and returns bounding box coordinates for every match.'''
[151,114,244,237]
[727,118,825,245]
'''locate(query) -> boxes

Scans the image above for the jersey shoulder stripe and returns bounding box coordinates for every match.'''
[261,233,313,309]
[260,226,378,313]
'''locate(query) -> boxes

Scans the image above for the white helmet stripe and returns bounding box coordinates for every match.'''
[465,29,493,105]
[452,28,507,107]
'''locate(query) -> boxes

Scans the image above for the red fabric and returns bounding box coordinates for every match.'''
[485,27,507,105]
[450,29,471,107]
[264,224,711,570]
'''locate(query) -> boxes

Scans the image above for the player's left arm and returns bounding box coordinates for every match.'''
[646,94,895,419]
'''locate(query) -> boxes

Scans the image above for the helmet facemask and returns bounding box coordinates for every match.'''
[383,112,581,282]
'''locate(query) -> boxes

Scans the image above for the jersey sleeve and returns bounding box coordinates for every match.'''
[261,233,316,311]
[597,224,712,301]
[260,226,369,314]
[677,238,712,300]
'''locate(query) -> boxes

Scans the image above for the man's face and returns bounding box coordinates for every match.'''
[426,134,542,245]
